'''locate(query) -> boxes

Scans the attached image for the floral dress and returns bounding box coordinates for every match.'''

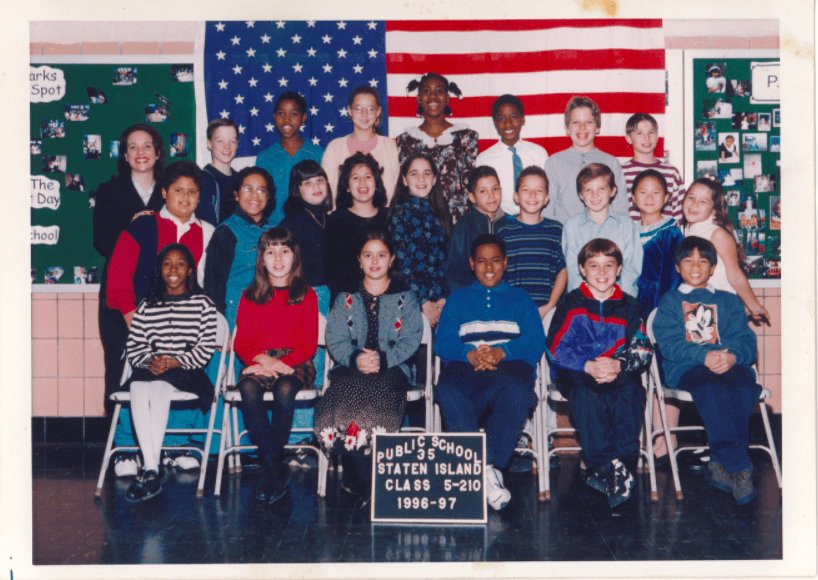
[396,124,479,224]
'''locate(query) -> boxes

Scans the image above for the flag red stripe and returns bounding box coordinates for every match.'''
[476,136,665,158]
[387,93,666,118]
[386,49,665,74]
[386,19,663,32]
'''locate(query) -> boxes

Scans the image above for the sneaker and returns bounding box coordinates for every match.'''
[485,465,511,511]
[125,469,163,502]
[731,466,757,505]
[605,459,635,508]
[585,467,607,495]
[114,454,138,478]
[165,451,200,471]
[706,461,732,493]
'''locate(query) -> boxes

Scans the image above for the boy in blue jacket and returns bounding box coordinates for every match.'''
[653,236,761,505]
[435,234,545,510]
[546,238,653,508]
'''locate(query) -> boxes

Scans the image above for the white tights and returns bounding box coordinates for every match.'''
[130,380,179,472]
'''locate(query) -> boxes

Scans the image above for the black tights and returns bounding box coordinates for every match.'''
[237,375,303,467]
[342,455,373,491]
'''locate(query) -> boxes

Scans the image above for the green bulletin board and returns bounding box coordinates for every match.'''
[30,62,195,284]
[692,57,780,280]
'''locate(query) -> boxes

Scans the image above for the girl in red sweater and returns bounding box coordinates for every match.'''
[233,228,318,504]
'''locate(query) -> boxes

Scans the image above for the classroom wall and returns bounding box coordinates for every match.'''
[30,21,783,421]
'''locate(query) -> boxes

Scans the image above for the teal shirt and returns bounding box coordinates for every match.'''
[255,140,325,226]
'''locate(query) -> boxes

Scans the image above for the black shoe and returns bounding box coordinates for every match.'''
[255,466,277,502]
[125,469,163,502]
[157,465,170,485]
[605,459,635,509]
[653,454,670,469]
[341,473,364,497]
[354,487,372,510]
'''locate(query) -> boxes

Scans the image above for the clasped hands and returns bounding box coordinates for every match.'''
[704,349,736,375]
[467,345,506,371]
[147,355,181,376]
[243,353,294,379]
[584,357,622,384]
[356,348,381,375]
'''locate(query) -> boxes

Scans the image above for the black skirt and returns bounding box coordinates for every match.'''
[127,366,214,412]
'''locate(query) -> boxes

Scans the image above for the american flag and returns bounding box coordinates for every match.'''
[203,19,665,160]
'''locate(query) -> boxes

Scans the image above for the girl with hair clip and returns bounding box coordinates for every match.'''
[321,86,400,205]
[324,152,389,301]
[395,72,479,223]
[387,151,451,327]
[123,244,218,502]
[233,228,319,504]
[315,229,423,510]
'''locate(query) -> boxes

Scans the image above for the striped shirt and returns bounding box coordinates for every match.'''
[126,293,218,370]
[496,216,566,307]
[621,159,685,223]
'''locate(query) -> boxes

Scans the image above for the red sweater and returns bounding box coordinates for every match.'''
[234,288,318,368]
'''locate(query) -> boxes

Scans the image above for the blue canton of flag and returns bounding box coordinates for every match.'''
[204,20,387,158]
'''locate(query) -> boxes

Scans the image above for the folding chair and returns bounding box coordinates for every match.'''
[213,313,330,498]
[644,309,782,500]
[95,312,230,497]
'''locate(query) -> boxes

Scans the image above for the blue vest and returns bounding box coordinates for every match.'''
[223,213,268,328]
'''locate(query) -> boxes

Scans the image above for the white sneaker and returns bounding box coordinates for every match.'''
[485,465,511,510]
[114,455,138,478]
[172,451,200,471]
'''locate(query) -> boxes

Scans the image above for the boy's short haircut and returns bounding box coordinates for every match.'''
[515,165,549,193]
[470,233,506,259]
[625,112,658,134]
[578,238,622,267]
[674,236,718,267]
[466,165,499,194]
[206,118,239,140]
[492,94,524,119]
[564,96,601,127]
[162,160,203,192]
[274,90,307,115]
[576,162,615,194]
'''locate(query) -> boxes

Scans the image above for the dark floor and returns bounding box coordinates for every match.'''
[32,443,782,564]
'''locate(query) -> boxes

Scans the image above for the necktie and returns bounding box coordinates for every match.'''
[509,145,522,190]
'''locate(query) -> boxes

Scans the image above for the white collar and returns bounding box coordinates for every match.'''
[403,123,469,147]
[678,283,716,294]
[160,205,201,229]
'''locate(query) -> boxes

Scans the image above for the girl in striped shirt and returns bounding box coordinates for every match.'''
[124,243,218,502]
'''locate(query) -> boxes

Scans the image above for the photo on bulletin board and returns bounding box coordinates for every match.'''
[83,134,102,159]
[695,121,716,150]
[64,173,84,191]
[697,159,718,179]
[703,98,732,118]
[719,167,743,187]
[145,103,169,122]
[769,195,781,230]
[726,79,752,98]
[770,135,780,152]
[744,153,762,179]
[718,132,740,163]
[113,66,137,85]
[41,120,64,138]
[42,155,66,173]
[754,174,776,192]
[109,140,119,158]
[30,139,41,155]
[86,86,108,103]
[705,63,727,92]
[170,132,188,157]
[65,104,89,121]
[726,189,740,206]
[172,64,194,82]
[772,108,780,126]
[757,112,771,130]
[732,111,757,130]
[742,132,767,151]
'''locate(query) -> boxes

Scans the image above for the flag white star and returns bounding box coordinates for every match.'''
[219,109,230,118]
[367,21,377,30]
[234,94,245,104]
[322,63,333,73]
[312,136,321,146]
[353,64,363,74]
[368,78,379,87]
[339,108,348,117]
[252,137,261,146]
[293,63,303,73]
[338,78,349,88]
[309,106,319,116]
[232,65,243,74]
[260,34,271,43]
[278,77,289,87]
[231,36,241,46]
[337,48,347,58]
[249,107,259,116]
[352,35,362,45]
[337,21,347,29]
[262,63,273,73]
[291,34,301,44]
[323,93,334,102]
[238,124,246,134]
[307,47,317,57]
[218,80,228,90]
[307,20,316,27]
[246,21,255,27]
[264,93,274,102]
[248,77,259,87]
[276,48,287,57]
[246,48,256,57]
[276,21,285,28]
[265,123,275,132]
[368,49,378,59]
[322,34,332,44]
[215,23,225,32]
[325,123,335,132]
[308,77,318,86]
[216,51,226,60]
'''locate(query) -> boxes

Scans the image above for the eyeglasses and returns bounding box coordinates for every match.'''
[240,185,269,196]
[350,106,378,116]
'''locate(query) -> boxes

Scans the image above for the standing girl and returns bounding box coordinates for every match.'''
[124,244,218,501]
[233,228,319,504]
[324,152,389,300]
[396,73,479,223]
[255,91,325,226]
[681,178,770,323]
[315,230,423,509]
[387,152,451,327]
[321,86,400,205]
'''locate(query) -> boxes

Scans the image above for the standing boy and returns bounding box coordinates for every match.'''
[562,163,643,297]
[546,239,653,508]
[476,94,548,217]
[445,166,505,292]
[622,113,685,222]
[653,236,761,505]
[496,166,566,319]
[436,234,545,510]
[200,118,239,226]
[544,96,628,223]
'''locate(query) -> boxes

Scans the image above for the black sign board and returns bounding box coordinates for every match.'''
[371,433,487,524]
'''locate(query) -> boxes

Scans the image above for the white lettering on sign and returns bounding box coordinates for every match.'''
[31,225,60,245]
[750,61,780,104]
[30,66,66,103]
[31,175,61,210]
